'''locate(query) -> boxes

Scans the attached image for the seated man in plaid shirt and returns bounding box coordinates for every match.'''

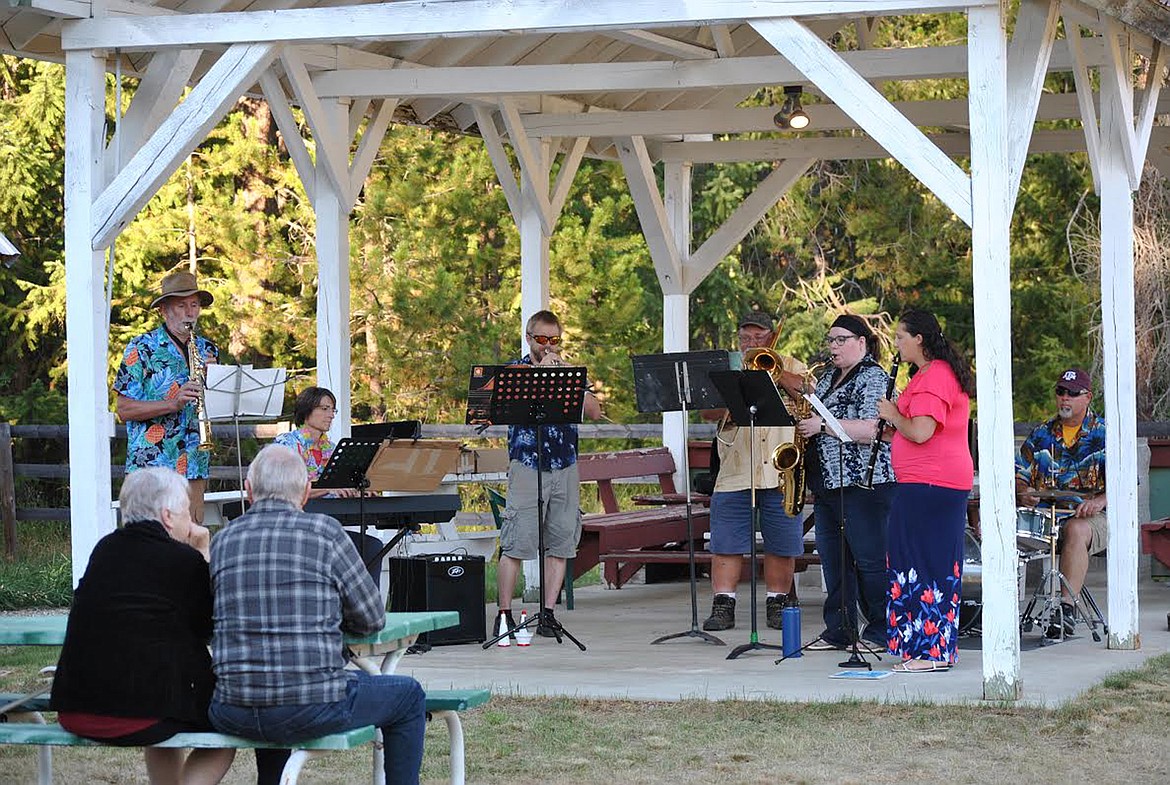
[208,444,425,785]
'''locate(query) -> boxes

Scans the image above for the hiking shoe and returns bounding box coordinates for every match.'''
[702,595,736,631]
[765,594,793,630]
[1045,602,1077,639]
[493,609,517,645]
[536,608,560,637]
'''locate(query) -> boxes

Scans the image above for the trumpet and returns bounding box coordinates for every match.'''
[184,321,214,452]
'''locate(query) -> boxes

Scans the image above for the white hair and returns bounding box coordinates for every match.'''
[248,444,309,504]
[120,468,189,523]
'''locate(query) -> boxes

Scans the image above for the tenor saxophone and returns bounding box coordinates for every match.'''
[771,362,827,517]
[185,322,214,452]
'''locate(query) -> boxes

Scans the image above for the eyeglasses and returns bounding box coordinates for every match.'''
[1054,386,1088,397]
[528,333,562,346]
[824,334,860,347]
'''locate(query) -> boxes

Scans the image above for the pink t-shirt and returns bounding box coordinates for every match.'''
[891,361,973,490]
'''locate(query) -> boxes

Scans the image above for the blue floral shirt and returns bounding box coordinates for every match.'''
[114,325,219,479]
[1015,409,1106,496]
[506,355,581,472]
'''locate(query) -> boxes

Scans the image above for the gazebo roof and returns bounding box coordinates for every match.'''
[3,0,1168,164]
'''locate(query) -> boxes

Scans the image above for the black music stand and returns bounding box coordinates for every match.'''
[632,351,731,646]
[709,369,793,660]
[473,363,588,651]
[315,438,416,569]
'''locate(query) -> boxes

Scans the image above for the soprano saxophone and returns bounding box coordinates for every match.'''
[184,321,214,452]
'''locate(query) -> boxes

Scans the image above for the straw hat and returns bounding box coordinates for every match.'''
[150,271,214,309]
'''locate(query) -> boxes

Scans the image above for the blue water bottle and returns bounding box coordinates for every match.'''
[781,605,802,658]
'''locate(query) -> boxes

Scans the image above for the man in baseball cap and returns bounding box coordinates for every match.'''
[1015,365,1107,640]
[113,271,219,524]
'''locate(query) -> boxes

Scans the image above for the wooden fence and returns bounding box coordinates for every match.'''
[0,421,699,558]
[4,420,1168,559]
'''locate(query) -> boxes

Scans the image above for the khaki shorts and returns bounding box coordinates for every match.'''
[1058,511,1108,555]
[499,461,582,560]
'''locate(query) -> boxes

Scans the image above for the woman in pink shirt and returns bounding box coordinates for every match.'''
[876,309,975,672]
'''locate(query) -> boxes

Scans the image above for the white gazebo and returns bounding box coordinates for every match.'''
[2,0,1161,699]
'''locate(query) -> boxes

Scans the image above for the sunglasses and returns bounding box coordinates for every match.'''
[528,333,562,346]
[1054,386,1088,397]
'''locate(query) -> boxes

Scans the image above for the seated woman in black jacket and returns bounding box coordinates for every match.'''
[51,467,234,785]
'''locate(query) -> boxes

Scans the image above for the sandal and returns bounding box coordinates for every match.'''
[891,660,952,674]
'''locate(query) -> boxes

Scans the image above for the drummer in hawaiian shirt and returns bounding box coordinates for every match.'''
[114,271,218,524]
[1015,367,1107,638]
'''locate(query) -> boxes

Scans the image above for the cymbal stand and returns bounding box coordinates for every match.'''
[1018,507,1105,643]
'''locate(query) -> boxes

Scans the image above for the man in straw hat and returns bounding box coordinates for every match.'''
[114,271,218,524]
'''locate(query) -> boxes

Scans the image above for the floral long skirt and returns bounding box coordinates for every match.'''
[886,483,969,665]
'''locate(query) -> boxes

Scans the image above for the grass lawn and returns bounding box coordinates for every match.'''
[2,649,1168,784]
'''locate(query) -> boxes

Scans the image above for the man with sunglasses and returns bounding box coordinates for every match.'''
[1015,367,1107,639]
[494,310,602,641]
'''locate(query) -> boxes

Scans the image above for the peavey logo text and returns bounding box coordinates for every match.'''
[447,565,465,578]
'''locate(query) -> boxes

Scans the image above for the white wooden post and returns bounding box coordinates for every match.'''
[662,162,691,485]
[1099,50,1141,650]
[518,141,552,602]
[519,141,552,348]
[64,49,115,586]
[315,98,353,439]
[968,3,1022,700]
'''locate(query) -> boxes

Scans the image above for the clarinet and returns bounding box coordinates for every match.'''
[863,352,900,489]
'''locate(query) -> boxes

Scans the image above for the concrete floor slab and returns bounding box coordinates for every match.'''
[399,566,1170,708]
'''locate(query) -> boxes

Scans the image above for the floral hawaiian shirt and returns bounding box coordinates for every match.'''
[114,325,219,479]
[506,355,581,472]
[274,427,335,482]
[1015,409,1106,496]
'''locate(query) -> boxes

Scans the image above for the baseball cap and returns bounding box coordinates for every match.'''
[738,312,775,331]
[1055,367,1091,393]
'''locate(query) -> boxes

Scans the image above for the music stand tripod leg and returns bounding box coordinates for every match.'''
[727,410,782,659]
[650,367,724,646]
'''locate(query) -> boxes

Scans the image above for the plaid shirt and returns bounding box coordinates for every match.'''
[209,498,383,706]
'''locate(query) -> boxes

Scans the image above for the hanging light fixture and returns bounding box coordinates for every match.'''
[773,86,810,130]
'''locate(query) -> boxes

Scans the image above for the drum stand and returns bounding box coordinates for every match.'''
[1018,509,1107,643]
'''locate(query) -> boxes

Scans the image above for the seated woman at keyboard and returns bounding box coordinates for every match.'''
[275,386,383,585]
[50,468,235,785]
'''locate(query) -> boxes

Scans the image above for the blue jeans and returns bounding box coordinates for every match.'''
[814,484,893,647]
[209,672,426,785]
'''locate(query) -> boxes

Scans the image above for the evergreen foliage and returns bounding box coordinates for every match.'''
[0,13,1153,437]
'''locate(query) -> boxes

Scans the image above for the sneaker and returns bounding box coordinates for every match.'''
[1045,602,1077,639]
[806,638,847,651]
[765,595,791,630]
[536,608,560,638]
[702,595,736,631]
[493,609,517,645]
[860,639,888,655]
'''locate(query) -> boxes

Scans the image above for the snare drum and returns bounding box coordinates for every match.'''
[1016,507,1068,552]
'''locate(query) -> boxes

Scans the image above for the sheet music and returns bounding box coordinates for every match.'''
[205,365,287,419]
[804,393,853,442]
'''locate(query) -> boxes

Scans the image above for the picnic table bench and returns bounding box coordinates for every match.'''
[574,447,712,588]
[0,613,490,785]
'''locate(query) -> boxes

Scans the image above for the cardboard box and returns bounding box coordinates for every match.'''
[474,448,509,474]
[365,439,461,492]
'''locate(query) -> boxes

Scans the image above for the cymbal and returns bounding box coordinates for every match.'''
[1026,488,1083,501]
